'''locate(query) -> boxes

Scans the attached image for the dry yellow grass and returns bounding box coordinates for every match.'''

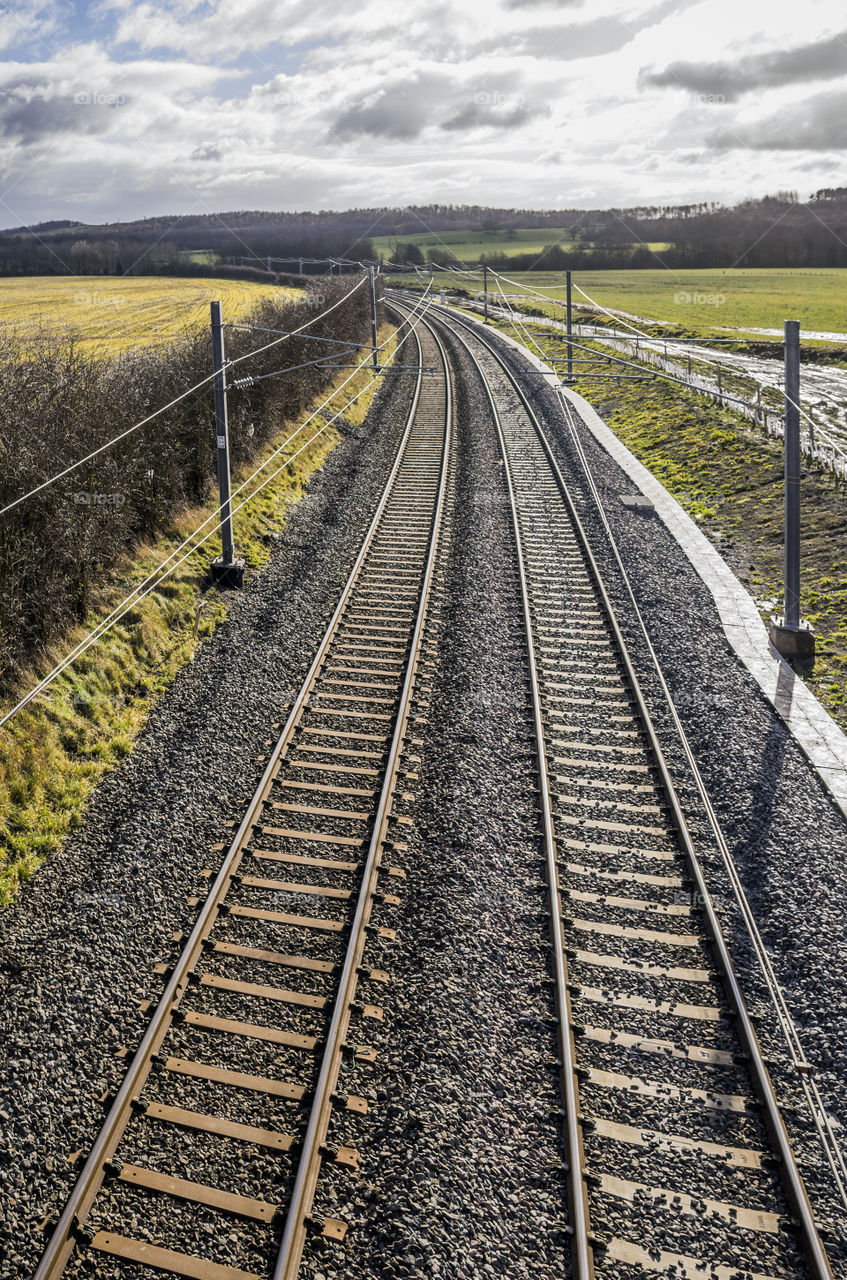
[0,275,302,357]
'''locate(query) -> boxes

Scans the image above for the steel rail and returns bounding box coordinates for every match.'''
[32,302,433,1280]
[422,297,833,1280]
[273,312,453,1279]
[411,304,596,1278]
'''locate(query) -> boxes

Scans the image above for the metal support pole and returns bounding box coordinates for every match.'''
[717,366,722,404]
[369,265,379,370]
[483,264,489,324]
[769,320,813,659]
[783,320,801,629]
[687,352,692,378]
[566,270,573,382]
[209,302,244,587]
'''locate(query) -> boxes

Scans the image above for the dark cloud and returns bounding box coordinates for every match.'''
[330,74,448,140]
[441,100,550,131]
[0,82,122,143]
[190,141,221,161]
[707,88,847,151]
[332,95,425,140]
[640,29,847,101]
[478,0,696,62]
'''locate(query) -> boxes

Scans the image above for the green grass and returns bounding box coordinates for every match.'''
[486,312,847,727]
[374,227,583,261]
[0,325,397,906]
[181,250,221,265]
[398,267,847,335]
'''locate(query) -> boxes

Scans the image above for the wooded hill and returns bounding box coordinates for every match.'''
[1,190,845,274]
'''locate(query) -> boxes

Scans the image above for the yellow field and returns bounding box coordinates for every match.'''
[0,276,302,357]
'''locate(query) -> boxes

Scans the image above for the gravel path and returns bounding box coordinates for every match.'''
[0,368,414,1278]
[473,320,847,1265]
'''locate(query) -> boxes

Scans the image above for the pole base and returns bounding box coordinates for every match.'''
[769,618,815,662]
[210,557,245,590]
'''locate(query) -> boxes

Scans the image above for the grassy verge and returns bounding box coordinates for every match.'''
[0,324,397,906]
[489,316,847,730]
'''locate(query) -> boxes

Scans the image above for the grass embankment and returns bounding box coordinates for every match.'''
[0,276,299,358]
[490,316,847,729]
[0,325,397,906]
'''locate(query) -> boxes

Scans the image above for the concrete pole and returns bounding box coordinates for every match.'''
[769,320,813,658]
[783,320,801,629]
[566,269,573,382]
[369,265,379,370]
[209,302,243,587]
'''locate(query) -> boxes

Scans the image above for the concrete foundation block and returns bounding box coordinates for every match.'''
[769,618,815,662]
[210,557,246,590]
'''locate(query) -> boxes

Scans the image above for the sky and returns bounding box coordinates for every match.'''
[0,0,845,228]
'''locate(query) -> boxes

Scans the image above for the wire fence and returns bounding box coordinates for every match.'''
[446,283,847,483]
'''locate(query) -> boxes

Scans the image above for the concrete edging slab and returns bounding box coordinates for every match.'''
[444,301,847,821]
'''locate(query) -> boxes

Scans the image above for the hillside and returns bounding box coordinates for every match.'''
[1,191,846,275]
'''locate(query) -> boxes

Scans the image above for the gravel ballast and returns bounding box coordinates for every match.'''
[461,313,847,1265]
[5,299,847,1280]
[300,319,570,1280]
[0,367,415,1277]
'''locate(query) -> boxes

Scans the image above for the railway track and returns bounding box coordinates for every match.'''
[397,297,834,1280]
[29,290,836,1280]
[33,301,452,1280]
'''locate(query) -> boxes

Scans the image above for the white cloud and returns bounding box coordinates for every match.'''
[0,0,845,225]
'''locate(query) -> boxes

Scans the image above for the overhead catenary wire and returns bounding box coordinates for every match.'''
[471,269,845,470]
[452,274,847,1208]
[553,380,847,1209]
[0,276,369,519]
[0,284,436,733]
[491,267,831,442]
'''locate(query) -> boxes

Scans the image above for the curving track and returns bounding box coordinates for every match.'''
[28,292,836,1280]
[33,303,451,1280]
[399,296,834,1280]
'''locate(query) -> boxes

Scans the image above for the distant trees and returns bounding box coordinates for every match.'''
[1,192,847,274]
[389,242,425,265]
[811,187,847,202]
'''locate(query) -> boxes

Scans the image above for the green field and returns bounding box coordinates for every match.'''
[375,227,671,262]
[375,227,579,261]
[399,267,847,335]
[0,276,301,357]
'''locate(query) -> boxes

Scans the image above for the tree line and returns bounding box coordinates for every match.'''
[1,191,846,275]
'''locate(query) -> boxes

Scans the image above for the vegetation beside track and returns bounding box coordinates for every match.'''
[0,323,397,907]
[485,315,847,731]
